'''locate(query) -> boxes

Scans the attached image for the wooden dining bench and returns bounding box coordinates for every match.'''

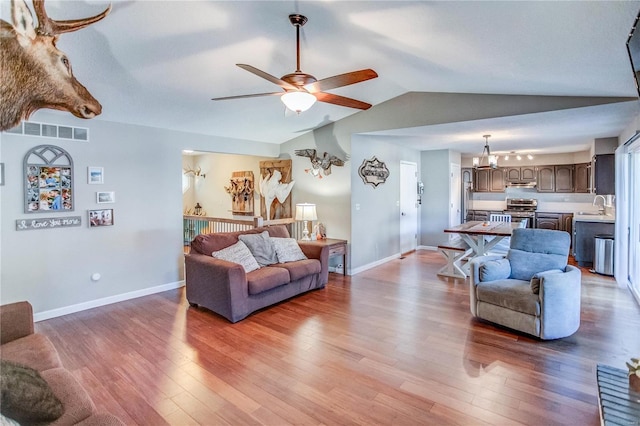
[437,238,472,279]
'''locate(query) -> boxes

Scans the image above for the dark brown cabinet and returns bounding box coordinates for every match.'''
[490,168,505,192]
[573,221,614,267]
[536,165,574,193]
[574,163,591,193]
[594,154,615,195]
[535,213,562,230]
[555,165,574,192]
[536,166,555,192]
[474,168,504,192]
[505,167,536,182]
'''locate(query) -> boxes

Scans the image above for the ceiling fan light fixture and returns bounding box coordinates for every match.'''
[281,91,316,113]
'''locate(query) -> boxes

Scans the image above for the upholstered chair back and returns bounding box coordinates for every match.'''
[507,228,571,281]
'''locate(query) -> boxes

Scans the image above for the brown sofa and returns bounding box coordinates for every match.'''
[185,225,329,323]
[0,301,124,425]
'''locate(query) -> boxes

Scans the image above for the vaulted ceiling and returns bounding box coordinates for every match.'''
[2,1,639,154]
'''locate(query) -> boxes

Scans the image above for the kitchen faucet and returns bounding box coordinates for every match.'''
[593,195,606,214]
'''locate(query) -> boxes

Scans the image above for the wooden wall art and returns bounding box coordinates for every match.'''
[224,171,255,216]
[259,160,295,220]
[24,145,74,213]
[294,149,346,179]
[0,0,111,131]
[358,156,390,188]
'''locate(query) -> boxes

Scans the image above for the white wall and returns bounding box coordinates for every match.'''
[0,111,279,318]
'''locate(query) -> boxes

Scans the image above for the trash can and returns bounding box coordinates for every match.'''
[594,234,614,276]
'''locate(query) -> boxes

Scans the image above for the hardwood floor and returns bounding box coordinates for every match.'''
[36,251,640,425]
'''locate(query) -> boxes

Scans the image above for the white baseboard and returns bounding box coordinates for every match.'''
[34,281,185,322]
[350,253,401,276]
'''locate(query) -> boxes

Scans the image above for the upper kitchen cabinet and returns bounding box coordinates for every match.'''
[474,168,505,192]
[536,165,574,193]
[574,163,591,193]
[594,154,615,195]
[505,167,536,183]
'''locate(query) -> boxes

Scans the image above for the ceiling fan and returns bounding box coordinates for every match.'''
[211,14,378,113]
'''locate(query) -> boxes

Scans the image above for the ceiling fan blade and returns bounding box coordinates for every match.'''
[314,92,372,110]
[212,92,282,101]
[304,69,378,93]
[237,64,299,91]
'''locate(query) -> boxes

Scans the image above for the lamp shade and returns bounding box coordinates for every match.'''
[295,203,317,221]
[281,91,316,113]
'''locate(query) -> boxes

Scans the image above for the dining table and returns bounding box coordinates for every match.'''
[443,220,521,271]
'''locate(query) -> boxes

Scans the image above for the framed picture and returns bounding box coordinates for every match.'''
[88,166,104,184]
[96,191,115,204]
[24,145,74,213]
[89,209,113,227]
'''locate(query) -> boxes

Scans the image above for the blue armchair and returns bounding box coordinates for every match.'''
[469,228,581,340]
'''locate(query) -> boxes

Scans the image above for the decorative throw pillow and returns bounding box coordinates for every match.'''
[530,269,564,294]
[212,240,260,273]
[271,237,307,263]
[0,360,64,424]
[479,258,511,282]
[238,231,278,266]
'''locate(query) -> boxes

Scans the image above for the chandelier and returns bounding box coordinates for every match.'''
[472,135,498,169]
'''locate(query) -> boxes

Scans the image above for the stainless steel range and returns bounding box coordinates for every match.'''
[504,198,537,228]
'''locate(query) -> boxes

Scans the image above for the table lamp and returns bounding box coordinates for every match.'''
[295,203,317,240]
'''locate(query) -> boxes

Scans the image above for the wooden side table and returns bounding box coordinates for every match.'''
[304,238,347,275]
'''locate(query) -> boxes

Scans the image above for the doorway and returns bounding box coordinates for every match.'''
[450,163,462,231]
[400,161,418,254]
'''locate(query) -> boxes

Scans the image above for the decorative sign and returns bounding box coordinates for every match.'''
[16,216,82,231]
[358,156,390,188]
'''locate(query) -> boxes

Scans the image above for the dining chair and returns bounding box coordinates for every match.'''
[489,213,512,222]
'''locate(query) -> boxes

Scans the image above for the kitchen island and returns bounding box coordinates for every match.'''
[572,213,615,267]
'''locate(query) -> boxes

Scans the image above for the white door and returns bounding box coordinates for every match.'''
[400,161,418,254]
[450,163,462,231]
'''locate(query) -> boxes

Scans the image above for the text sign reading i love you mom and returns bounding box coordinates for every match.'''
[16,216,82,231]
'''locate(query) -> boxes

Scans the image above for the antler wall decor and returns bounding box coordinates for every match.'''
[183,167,206,178]
[224,171,254,216]
[294,149,346,178]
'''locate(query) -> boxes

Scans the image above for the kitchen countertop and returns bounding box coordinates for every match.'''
[572,213,615,223]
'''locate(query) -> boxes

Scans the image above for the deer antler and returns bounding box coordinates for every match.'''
[32,0,111,37]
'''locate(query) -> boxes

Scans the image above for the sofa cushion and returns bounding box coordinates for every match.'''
[276,259,321,281]
[41,368,97,425]
[246,267,290,295]
[0,333,62,371]
[479,258,511,282]
[0,360,64,424]
[238,231,278,266]
[476,279,540,316]
[271,238,307,263]
[191,225,290,255]
[508,249,568,281]
[530,269,565,294]
[212,240,260,273]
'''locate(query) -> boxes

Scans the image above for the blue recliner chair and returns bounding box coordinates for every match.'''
[469,228,581,340]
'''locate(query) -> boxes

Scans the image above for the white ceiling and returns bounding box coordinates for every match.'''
[2,0,640,154]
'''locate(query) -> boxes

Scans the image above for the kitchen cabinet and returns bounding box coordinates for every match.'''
[573,221,615,267]
[535,212,573,232]
[535,213,562,230]
[536,166,555,192]
[574,163,591,193]
[505,167,536,182]
[466,210,505,222]
[594,154,615,195]
[474,168,504,192]
[536,165,574,193]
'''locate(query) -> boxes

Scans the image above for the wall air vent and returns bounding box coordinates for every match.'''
[4,121,89,141]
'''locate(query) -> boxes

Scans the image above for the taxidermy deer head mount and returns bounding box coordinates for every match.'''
[0,0,111,131]
[184,167,206,179]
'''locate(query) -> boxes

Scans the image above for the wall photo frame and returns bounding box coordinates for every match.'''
[88,166,104,184]
[24,145,74,213]
[89,209,113,227]
[96,191,115,204]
